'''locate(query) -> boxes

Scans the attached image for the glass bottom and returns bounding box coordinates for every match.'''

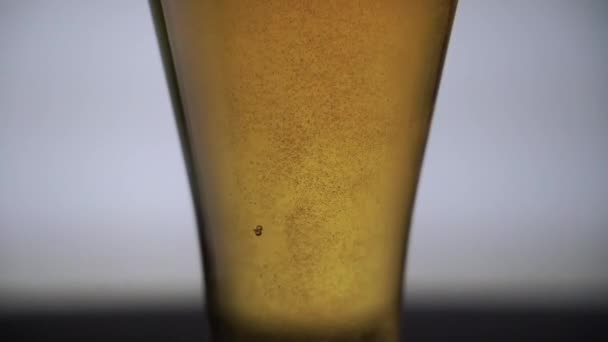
[210,313,401,342]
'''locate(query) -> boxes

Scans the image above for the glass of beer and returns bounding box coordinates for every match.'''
[155,1,456,340]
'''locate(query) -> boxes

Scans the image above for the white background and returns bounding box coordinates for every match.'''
[1,1,607,311]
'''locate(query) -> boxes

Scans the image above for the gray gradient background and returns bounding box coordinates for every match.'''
[1,1,607,311]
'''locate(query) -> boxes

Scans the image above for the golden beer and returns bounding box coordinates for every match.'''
[157,1,456,340]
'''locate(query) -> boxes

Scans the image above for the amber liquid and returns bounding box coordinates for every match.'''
[159,1,455,340]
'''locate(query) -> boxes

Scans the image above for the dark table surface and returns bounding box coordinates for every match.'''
[2,306,606,341]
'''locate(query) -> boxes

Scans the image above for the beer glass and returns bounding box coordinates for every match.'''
[154,1,456,340]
